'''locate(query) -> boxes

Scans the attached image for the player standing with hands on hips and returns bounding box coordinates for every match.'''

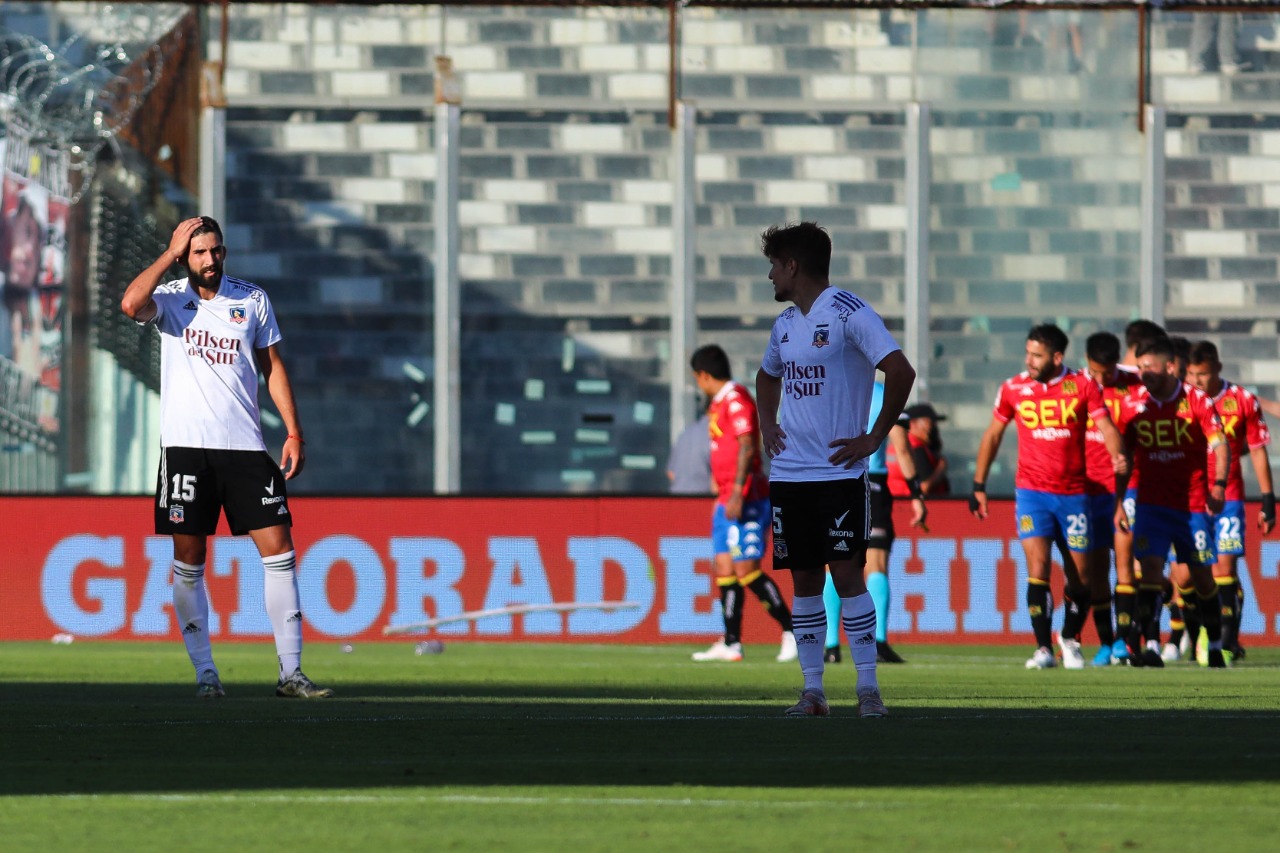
[756,221,915,718]
[121,216,332,699]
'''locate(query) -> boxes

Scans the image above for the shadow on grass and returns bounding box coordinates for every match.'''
[5,680,1280,796]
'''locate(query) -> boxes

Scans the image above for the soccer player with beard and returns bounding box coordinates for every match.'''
[1183,340,1275,663]
[1081,331,1147,666]
[970,324,1125,670]
[688,343,797,664]
[121,216,331,699]
[756,221,913,718]
[1114,336,1230,668]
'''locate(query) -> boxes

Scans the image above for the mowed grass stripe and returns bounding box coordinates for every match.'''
[3,641,1279,851]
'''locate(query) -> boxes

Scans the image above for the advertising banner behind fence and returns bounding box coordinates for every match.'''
[0,135,68,448]
[5,496,1280,644]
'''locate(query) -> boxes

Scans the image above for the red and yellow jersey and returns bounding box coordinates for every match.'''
[708,382,768,505]
[993,367,1109,495]
[1085,369,1147,496]
[1124,382,1226,512]
[1207,380,1271,501]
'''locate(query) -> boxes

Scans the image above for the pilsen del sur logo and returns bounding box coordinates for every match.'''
[781,361,826,401]
[184,327,243,365]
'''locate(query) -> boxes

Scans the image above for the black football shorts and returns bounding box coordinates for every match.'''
[155,446,292,536]
[769,475,870,571]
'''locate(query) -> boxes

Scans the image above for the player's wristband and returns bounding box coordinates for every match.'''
[286,434,306,445]
[969,483,985,513]
[907,476,925,500]
[1213,479,1227,489]
[1263,493,1276,523]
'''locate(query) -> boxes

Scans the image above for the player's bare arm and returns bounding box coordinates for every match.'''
[755,368,785,457]
[725,433,754,521]
[886,423,928,529]
[969,418,1008,520]
[1250,445,1275,533]
[120,217,204,322]
[260,343,306,479]
[828,350,916,468]
[1097,412,1128,476]
[1113,450,1134,533]
[1207,439,1228,515]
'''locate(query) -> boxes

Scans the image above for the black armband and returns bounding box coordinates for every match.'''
[907,476,925,500]
[1213,479,1227,489]
[1263,493,1276,523]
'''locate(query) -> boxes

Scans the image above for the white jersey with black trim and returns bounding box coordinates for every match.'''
[148,274,282,451]
[760,286,901,482]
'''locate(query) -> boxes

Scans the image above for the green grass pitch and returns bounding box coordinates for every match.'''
[3,640,1279,852]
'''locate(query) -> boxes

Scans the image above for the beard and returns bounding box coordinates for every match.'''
[189,262,222,287]
[1032,364,1056,383]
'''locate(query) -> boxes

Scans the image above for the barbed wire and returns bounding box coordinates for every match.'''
[0,3,187,202]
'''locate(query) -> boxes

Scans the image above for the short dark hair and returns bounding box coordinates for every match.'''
[1124,319,1165,351]
[690,344,731,380]
[1169,335,1191,364]
[1028,323,1069,356]
[760,221,831,280]
[1135,335,1174,360]
[1189,340,1220,367]
[1085,331,1121,366]
[192,215,224,246]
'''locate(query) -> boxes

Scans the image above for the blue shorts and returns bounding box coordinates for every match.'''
[1132,504,1216,566]
[1213,500,1246,556]
[1015,489,1091,552]
[712,498,770,562]
[1087,493,1115,551]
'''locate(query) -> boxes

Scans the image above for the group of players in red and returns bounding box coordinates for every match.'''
[972,320,1274,669]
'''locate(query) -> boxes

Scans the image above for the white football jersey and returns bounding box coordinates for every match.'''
[760,287,901,482]
[147,275,282,451]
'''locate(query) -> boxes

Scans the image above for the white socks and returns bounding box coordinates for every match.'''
[172,560,216,677]
[263,550,302,679]
[791,595,827,693]
[842,592,880,694]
